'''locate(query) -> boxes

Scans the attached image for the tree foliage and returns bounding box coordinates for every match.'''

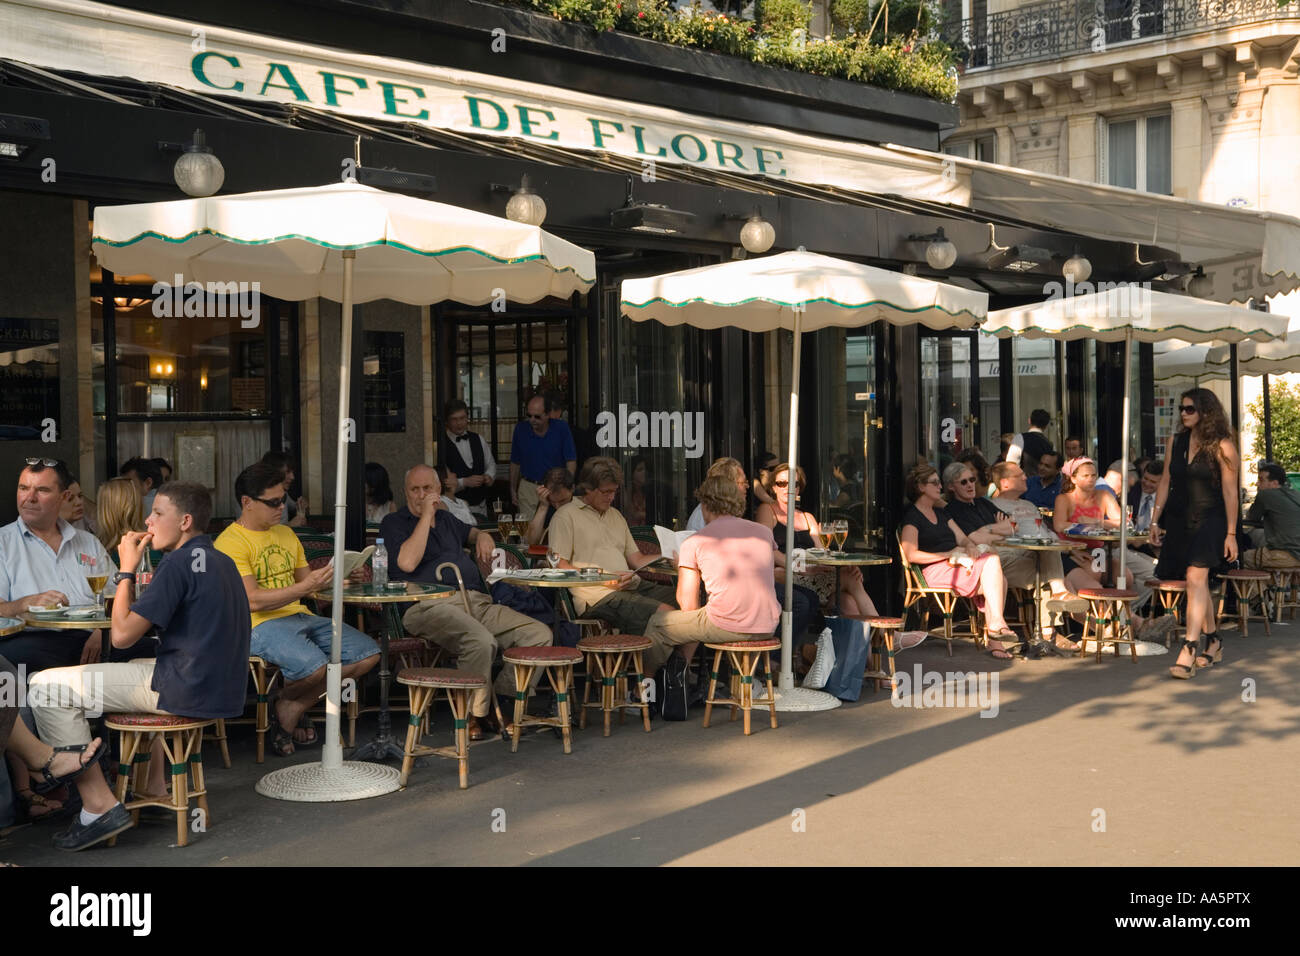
[1247,380,1300,473]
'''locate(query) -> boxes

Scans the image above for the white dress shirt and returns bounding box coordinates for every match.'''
[445,429,497,482]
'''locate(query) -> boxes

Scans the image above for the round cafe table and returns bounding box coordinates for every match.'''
[23,607,113,659]
[803,551,892,616]
[313,582,455,762]
[1,616,27,638]
[496,570,622,638]
[997,538,1085,648]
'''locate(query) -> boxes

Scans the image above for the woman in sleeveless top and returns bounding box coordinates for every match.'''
[1150,388,1240,679]
[898,463,1020,658]
[756,463,879,618]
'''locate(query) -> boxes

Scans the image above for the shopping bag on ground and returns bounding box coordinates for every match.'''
[821,617,870,702]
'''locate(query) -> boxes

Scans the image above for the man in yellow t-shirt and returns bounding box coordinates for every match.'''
[215,462,378,757]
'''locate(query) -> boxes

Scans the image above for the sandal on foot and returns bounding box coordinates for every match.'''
[35,739,103,790]
[1195,634,1223,669]
[267,713,295,757]
[17,788,64,821]
[988,647,1014,660]
[1169,639,1199,680]
[294,713,319,746]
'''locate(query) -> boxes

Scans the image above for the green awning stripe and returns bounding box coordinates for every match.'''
[623,295,982,319]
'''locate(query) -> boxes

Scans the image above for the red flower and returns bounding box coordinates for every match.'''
[638,10,645,17]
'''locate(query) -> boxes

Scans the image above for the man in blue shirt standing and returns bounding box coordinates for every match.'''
[510,393,576,519]
[1023,449,1064,509]
[28,481,251,851]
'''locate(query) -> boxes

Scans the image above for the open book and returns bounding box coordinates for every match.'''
[342,546,375,578]
[653,526,694,561]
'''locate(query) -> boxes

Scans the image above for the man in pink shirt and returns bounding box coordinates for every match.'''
[642,475,782,673]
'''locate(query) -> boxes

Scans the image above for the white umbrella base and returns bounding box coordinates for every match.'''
[255,761,400,802]
[771,686,843,712]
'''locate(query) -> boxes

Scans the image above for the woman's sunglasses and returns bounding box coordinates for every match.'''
[1180,405,1198,414]
[772,480,804,490]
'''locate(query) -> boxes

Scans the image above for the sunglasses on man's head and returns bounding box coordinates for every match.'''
[25,457,60,468]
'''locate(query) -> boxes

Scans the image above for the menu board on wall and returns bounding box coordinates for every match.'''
[364,331,406,433]
[0,317,59,440]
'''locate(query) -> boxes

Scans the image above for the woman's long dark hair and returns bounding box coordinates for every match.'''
[364,461,393,506]
[1179,387,1237,482]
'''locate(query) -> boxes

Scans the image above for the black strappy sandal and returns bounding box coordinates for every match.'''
[1195,633,1223,669]
[1169,639,1199,680]
[35,739,103,790]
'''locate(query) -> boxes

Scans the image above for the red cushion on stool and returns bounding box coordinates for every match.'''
[578,633,653,651]
[396,667,485,688]
[388,637,427,654]
[1224,569,1271,580]
[104,713,209,728]
[1078,588,1138,600]
[703,640,782,652]
[502,646,583,665]
[1149,580,1186,591]
[863,616,904,627]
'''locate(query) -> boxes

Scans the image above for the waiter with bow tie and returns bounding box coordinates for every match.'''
[440,399,497,516]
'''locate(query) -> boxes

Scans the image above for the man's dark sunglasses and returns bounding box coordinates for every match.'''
[254,495,287,508]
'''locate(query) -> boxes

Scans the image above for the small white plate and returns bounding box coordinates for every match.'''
[64,606,101,619]
[26,605,66,618]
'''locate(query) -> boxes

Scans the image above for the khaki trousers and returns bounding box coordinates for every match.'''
[402,590,552,716]
[516,479,541,520]
[996,546,1065,631]
[642,607,770,674]
[29,662,162,748]
[1245,547,1300,570]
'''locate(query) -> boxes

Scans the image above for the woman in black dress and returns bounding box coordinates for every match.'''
[1150,388,1240,679]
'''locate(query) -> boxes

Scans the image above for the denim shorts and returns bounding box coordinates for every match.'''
[251,613,379,682]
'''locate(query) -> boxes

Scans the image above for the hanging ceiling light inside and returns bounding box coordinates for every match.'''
[1061,250,1092,283]
[739,214,776,254]
[505,175,547,227]
[1187,266,1214,298]
[171,129,225,198]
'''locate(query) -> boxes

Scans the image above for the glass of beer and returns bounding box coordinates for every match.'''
[83,554,109,612]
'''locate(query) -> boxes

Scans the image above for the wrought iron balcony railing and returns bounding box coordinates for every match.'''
[938,0,1300,71]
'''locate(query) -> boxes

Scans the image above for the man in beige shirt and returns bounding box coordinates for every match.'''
[547,457,676,636]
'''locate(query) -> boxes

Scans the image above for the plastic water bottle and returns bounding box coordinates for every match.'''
[372,538,388,589]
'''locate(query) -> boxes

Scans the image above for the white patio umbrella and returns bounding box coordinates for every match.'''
[986,287,1289,584]
[1153,342,1231,384]
[1207,314,1300,460]
[622,250,986,711]
[93,181,595,801]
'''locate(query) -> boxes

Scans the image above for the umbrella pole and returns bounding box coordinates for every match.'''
[1118,332,1131,589]
[323,250,355,772]
[1263,373,1273,462]
[780,312,802,693]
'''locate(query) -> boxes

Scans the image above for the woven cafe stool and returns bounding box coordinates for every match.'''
[208,718,231,769]
[1077,588,1140,663]
[1218,569,1273,637]
[502,646,584,754]
[395,668,485,789]
[103,714,214,848]
[1270,569,1300,622]
[862,617,904,693]
[702,639,781,736]
[1149,580,1187,648]
[577,634,653,736]
[248,656,281,764]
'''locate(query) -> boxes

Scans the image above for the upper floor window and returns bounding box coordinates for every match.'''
[1103,113,1171,195]
[944,133,996,164]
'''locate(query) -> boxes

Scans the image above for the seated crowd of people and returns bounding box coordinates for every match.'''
[3,430,1296,854]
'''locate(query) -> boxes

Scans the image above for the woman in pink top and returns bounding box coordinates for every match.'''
[642,475,782,675]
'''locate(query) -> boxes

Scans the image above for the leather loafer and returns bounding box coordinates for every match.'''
[52,803,134,851]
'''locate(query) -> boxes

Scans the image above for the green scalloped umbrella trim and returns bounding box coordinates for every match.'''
[980,322,1282,341]
[91,230,596,283]
[620,295,984,319]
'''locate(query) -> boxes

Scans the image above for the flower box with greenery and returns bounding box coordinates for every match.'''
[491,0,958,102]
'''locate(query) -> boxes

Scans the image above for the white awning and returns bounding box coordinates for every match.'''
[6,0,1298,307]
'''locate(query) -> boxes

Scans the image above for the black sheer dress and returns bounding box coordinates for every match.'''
[1158,430,1228,580]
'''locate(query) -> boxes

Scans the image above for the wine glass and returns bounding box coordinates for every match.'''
[834,519,849,552]
[82,553,108,612]
[547,548,561,569]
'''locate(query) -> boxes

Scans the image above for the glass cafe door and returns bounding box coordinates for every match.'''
[920,332,981,474]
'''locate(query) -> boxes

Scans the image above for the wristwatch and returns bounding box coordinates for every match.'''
[112,571,137,587]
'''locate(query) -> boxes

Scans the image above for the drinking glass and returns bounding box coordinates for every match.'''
[82,554,108,612]
[547,548,561,569]
[835,519,849,552]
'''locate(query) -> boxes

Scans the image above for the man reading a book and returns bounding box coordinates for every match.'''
[547,457,677,637]
[215,462,379,756]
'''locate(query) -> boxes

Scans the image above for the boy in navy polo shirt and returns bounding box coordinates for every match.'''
[29,482,251,851]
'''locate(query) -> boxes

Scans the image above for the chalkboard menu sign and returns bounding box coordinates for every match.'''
[363,331,405,433]
[0,317,59,440]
